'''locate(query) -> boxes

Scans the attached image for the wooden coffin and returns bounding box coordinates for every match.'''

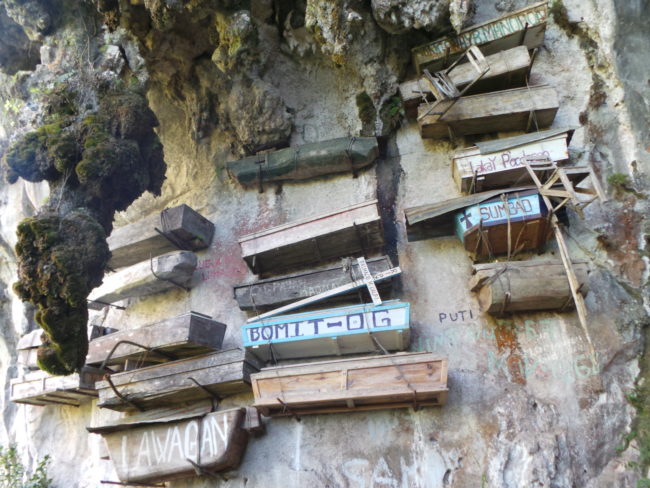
[252,352,447,416]
[243,301,410,361]
[418,85,559,139]
[108,204,214,270]
[455,190,551,259]
[96,349,261,412]
[469,260,590,314]
[10,367,104,407]
[400,46,531,118]
[88,250,197,310]
[234,256,396,312]
[412,1,548,73]
[17,329,42,369]
[239,200,384,276]
[452,128,574,193]
[227,137,378,188]
[86,312,227,369]
[87,403,250,484]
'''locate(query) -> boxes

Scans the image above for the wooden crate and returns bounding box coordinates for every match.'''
[108,204,214,270]
[234,255,396,312]
[88,404,250,484]
[238,200,384,276]
[456,190,551,259]
[251,352,448,416]
[96,349,261,412]
[227,137,378,188]
[85,312,227,368]
[412,1,548,73]
[242,301,410,361]
[470,260,590,314]
[418,85,559,139]
[452,128,574,193]
[10,367,104,407]
[400,46,531,118]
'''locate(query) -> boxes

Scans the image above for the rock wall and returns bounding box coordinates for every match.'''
[0,0,648,487]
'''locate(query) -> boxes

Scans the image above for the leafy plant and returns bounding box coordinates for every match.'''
[0,445,52,488]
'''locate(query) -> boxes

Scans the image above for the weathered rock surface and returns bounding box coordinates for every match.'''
[371,0,450,34]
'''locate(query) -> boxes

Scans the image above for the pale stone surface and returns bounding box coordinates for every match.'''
[371,0,450,34]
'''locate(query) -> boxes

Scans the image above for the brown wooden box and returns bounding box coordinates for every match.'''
[85,312,227,368]
[251,352,448,416]
[96,349,261,412]
[10,367,104,407]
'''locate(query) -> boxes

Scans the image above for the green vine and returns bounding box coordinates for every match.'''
[0,446,52,488]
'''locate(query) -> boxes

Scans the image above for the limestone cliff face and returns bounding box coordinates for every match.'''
[0,0,648,487]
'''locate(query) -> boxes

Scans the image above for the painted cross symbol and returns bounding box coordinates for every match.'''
[357,257,382,306]
[459,209,473,230]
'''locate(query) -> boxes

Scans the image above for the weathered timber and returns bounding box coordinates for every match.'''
[238,200,384,276]
[17,329,42,369]
[88,404,250,484]
[400,46,531,118]
[96,349,261,411]
[412,1,548,73]
[86,312,227,368]
[252,352,448,416]
[418,85,559,139]
[234,256,395,312]
[88,251,197,310]
[469,260,590,314]
[243,301,410,361]
[452,128,575,193]
[10,367,104,406]
[107,204,214,270]
[227,137,379,189]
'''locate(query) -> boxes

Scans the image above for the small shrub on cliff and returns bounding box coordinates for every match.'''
[0,445,52,488]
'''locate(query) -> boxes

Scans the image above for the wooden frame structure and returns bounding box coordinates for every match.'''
[11,367,104,407]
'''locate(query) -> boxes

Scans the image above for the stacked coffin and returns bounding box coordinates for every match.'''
[403,1,558,140]
[86,311,264,483]
[235,200,448,416]
[88,204,214,310]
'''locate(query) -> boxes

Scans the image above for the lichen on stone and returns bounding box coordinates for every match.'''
[3,73,166,375]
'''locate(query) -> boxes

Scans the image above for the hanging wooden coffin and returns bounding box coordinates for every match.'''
[238,200,384,276]
[469,260,590,314]
[242,301,410,361]
[234,256,396,312]
[227,137,378,189]
[412,1,548,74]
[107,204,214,270]
[88,250,197,310]
[16,329,43,370]
[455,190,551,258]
[96,349,261,412]
[85,312,227,369]
[400,46,531,118]
[10,367,104,407]
[251,352,447,416]
[418,85,559,139]
[87,403,251,484]
[452,128,573,193]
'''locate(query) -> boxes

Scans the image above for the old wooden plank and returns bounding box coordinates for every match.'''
[96,349,261,411]
[469,260,590,313]
[227,137,378,188]
[238,200,384,275]
[10,367,104,406]
[412,1,548,73]
[418,85,559,139]
[453,130,573,193]
[251,352,447,416]
[86,312,227,368]
[107,205,214,270]
[400,46,531,118]
[234,256,395,311]
[243,301,410,361]
[96,408,248,483]
[88,251,197,310]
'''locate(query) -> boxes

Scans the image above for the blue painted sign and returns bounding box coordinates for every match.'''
[242,301,410,360]
[454,193,546,242]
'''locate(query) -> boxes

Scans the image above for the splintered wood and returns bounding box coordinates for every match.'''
[251,352,447,416]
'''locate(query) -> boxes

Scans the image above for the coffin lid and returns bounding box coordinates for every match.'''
[405,186,538,238]
[87,400,222,434]
[17,329,42,350]
[473,127,576,155]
